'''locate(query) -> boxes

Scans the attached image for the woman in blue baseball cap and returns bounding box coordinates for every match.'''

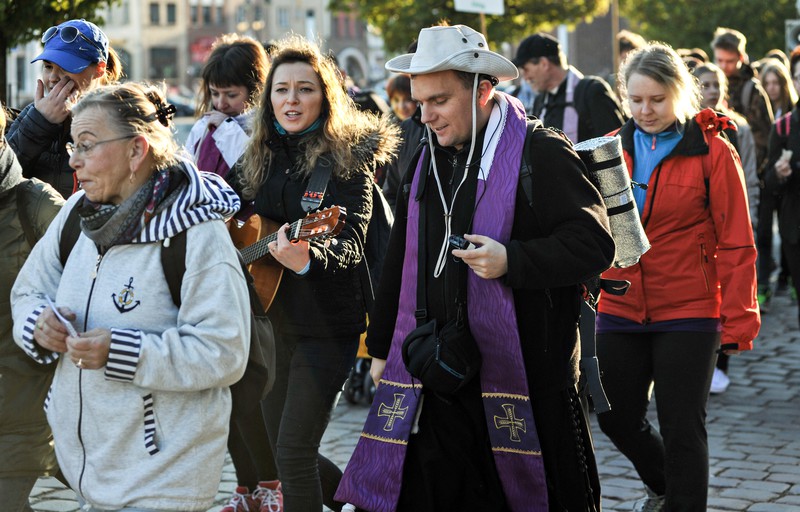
[6,19,123,198]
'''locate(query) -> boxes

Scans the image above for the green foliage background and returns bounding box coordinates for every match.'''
[619,0,797,62]
[330,0,611,52]
[338,0,800,65]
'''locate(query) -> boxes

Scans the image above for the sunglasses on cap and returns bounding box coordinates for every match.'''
[42,25,105,56]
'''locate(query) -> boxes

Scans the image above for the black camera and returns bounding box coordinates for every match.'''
[448,234,475,251]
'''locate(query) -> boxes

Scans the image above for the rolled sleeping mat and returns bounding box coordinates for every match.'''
[573,136,650,268]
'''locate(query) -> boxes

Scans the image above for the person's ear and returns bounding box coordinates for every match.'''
[477,80,494,107]
[94,61,107,78]
[128,135,150,173]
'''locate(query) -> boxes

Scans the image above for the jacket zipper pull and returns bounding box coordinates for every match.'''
[651,135,656,150]
[90,254,102,279]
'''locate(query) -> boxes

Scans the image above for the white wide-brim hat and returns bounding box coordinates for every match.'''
[386,25,519,82]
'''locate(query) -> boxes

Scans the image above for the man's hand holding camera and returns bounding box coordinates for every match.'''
[451,233,508,279]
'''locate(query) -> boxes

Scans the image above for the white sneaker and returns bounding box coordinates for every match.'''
[633,487,665,511]
[342,505,357,512]
[710,367,730,394]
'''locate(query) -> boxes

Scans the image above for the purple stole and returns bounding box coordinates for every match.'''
[195,125,231,180]
[336,93,548,512]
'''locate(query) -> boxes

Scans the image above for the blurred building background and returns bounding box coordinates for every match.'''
[4,0,386,109]
[4,0,627,110]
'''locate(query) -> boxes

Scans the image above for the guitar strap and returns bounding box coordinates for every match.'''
[301,159,334,212]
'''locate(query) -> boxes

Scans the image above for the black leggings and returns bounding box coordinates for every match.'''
[596,331,718,512]
[261,332,358,512]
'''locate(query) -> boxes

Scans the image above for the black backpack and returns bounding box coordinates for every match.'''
[58,204,275,413]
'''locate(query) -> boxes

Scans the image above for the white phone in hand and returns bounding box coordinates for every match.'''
[46,296,78,337]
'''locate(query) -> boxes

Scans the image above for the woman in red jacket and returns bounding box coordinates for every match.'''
[596,43,759,512]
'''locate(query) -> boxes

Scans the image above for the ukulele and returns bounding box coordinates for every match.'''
[229,206,347,311]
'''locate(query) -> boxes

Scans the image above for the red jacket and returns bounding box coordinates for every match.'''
[599,109,760,350]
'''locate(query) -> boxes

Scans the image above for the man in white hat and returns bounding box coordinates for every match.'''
[336,24,614,512]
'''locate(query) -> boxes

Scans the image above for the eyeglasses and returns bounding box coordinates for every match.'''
[42,25,105,56]
[66,136,135,157]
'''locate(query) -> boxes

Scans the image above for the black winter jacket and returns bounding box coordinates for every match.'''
[367,122,615,394]
[7,103,74,198]
[766,107,800,244]
[253,121,398,339]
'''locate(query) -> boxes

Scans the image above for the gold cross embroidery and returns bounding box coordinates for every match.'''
[494,403,526,442]
[377,393,409,431]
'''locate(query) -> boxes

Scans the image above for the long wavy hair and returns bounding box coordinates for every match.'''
[619,42,701,124]
[240,35,378,199]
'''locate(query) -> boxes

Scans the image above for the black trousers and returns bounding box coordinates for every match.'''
[261,332,358,512]
[780,241,800,327]
[596,331,719,512]
[756,188,780,287]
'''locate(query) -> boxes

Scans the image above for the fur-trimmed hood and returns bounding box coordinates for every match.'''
[347,111,401,171]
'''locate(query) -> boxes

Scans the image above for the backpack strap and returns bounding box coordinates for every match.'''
[573,78,592,137]
[161,230,187,308]
[58,199,186,308]
[740,79,756,116]
[519,119,541,208]
[15,182,38,249]
[59,202,82,268]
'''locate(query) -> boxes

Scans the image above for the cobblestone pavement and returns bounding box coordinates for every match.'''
[30,290,800,511]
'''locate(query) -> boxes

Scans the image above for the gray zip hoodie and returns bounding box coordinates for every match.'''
[11,158,250,510]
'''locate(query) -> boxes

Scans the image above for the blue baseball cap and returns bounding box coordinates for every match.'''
[32,19,109,74]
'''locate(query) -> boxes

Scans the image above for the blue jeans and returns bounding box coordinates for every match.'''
[596,330,719,512]
[261,333,358,512]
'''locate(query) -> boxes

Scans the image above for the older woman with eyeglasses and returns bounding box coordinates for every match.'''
[7,19,123,198]
[11,82,250,511]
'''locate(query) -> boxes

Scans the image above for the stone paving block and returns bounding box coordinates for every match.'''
[776,495,800,505]
[31,501,80,512]
[718,468,771,480]
[707,496,752,510]
[749,454,800,465]
[747,504,800,511]
[709,476,744,487]
[714,459,770,471]
[720,487,780,501]
[740,480,791,493]
[765,473,800,485]
[770,464,800,475]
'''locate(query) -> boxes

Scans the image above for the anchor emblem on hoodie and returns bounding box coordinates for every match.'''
[112,277,141,313]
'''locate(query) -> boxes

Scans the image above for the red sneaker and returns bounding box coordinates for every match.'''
[221,486,260,512]
[254,480,283,512]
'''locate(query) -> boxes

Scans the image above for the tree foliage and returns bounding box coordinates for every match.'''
[331,0,611,53]
[619,0,799,64]
[0,0,115,105]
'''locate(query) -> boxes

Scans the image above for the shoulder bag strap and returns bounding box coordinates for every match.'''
[15,182,38,248]
[161,230,187,308]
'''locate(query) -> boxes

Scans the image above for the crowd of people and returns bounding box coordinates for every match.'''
[2,13,790,512]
